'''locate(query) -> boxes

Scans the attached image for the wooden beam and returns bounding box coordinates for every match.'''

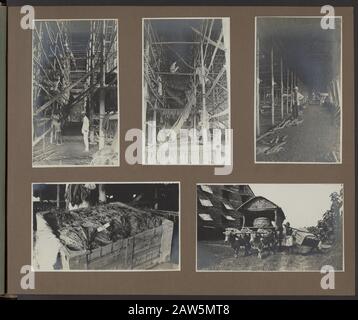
[209,108,229,119]
[203,19,215,61]
[99,22,106,150]
[335,79,341,107]
[256,36,260,136]
[286,68,289,115]
[191,27,225,51]
[205,66,226,99]
[152,41,200,45]
[200,42,207,128]
[271,46,274,126]
[207,31,224,73]
[207,74,228,92]
[280,57,283,120]
[33,126,52,147]
[290,71,293,113]
[34,61,102,116]
[155,72,193,76]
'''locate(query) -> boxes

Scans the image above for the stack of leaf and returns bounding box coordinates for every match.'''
[256,117,304,155]
[43,202,163,251]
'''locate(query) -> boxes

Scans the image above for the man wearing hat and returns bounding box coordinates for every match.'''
[292,86,304,119]
[81,110,90,152]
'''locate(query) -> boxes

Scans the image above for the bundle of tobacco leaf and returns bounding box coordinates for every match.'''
[256,133,288,155]
[43,202,163,251]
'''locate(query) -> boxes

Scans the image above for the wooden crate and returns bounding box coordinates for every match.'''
[59,219,174,270]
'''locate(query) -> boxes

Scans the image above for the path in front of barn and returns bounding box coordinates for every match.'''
[197,241,343,271]
[256,104,340,163]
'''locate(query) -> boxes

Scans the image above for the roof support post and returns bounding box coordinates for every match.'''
[280,57,284,120]
[290,71,293,113]
[200,40,207,129]
[256,36,260,136]
[99,21,106,150]
[271,46,274,126]
[286,67,289,115]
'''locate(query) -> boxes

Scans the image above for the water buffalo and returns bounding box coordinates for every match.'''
[224,229,251,258]
[250,229,277,259]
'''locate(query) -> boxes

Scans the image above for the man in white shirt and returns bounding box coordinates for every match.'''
[292,86,304,119]
[81,111,90,152]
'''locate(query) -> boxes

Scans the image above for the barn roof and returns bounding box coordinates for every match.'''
[237,196,285,220]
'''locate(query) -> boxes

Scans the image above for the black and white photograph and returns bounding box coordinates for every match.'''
[197,184,343,272]
[32,20,119,167]
[32,183,179,271]
[255,17,342,163]
[143,18,231,165]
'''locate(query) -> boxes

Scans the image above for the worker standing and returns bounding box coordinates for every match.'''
[81,111,90,152]
[292,86,304,119]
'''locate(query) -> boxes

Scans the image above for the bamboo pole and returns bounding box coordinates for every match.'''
[256,37,260,136]
[152,41,200,45]
[203,19,214,60]
[201,41,207,128]
[286,68,289,115]
[290,71,293,113]
[335,79,341,107]
[280,57,283,120]
[99,21,106,150]
[56,184,60,209]
[271,46,274,126]
[143,40,150,140]
[153,100,157,137]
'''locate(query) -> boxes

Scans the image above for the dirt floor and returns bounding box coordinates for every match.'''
[256,104,340,163]
[197,240,343,271]
[33,136,97,166]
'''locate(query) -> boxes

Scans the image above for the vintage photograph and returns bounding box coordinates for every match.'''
[197,184,343,271]
[143,18,231,165]
[255,17,342,163]
[32,20,119,167]
[32,183,179,271]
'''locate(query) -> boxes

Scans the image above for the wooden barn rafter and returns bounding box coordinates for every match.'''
[143,19,230,147]
[32,20,119,162]
[256,17,342,137]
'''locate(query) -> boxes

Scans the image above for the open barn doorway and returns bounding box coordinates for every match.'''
[255,17,342,163]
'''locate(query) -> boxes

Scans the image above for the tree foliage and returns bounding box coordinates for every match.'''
[306,187,343,244]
